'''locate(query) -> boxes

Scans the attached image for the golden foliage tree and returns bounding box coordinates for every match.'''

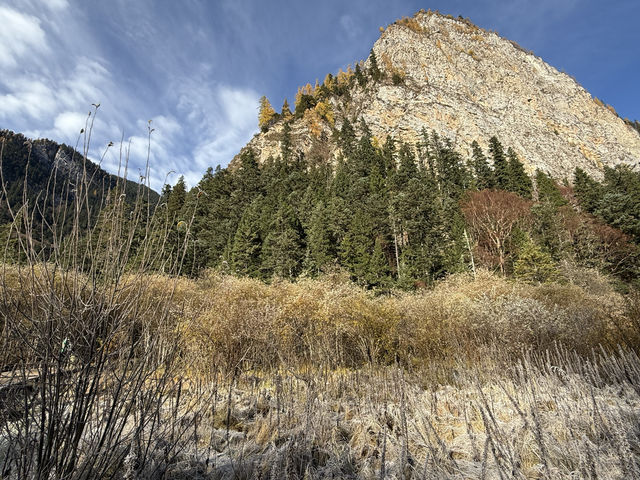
[258,95,276,132]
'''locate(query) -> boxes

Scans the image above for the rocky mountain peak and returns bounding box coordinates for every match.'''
[237,10,640,180]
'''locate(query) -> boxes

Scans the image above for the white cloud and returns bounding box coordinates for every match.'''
[53,111,87,139]
[0,79,58,119]
[0,6,48,68]
[0,3,259,193]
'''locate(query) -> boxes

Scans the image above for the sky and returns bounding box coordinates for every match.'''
[1,0,638,191]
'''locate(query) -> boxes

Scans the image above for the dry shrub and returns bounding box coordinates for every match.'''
[177,268,632,377]
[396,16,424,34]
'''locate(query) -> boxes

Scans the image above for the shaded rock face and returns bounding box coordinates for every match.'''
[237,12,640,180]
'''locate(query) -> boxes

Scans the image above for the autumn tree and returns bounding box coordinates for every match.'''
[281,98,292,118]
[461,189,532,274]
[258,95,276,132]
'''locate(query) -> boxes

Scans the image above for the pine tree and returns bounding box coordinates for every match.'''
[368,49,382,82]
[231,199,263,277]
[262,204,305,279]
[471,140,494,189]
[281,98,292,118]
[258,96,276,132]
[307,200,334,273]
[507,147,533,198]
[535,169,567,207]
[489,136,510,191]
[573,167,601,213]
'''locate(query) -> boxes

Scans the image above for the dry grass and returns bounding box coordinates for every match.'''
[99,346,640,479]
[173,269,635,377]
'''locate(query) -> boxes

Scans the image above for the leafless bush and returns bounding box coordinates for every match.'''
[0,110,202,479]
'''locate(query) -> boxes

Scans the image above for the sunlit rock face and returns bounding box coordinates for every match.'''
[236,11,640,180]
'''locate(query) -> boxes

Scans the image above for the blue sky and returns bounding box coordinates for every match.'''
[1,0,638,190]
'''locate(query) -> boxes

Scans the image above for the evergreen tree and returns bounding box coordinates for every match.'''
[489,136,510,191]
[340,208,374,283]
[367,236,391,288]
[535,169,567,207]
[167,176,187,222]
[368,49,383,82]
[235,149,263,203]
[433,138,471,198]
[327,158,352,247]
[262,204,305,279]
[573,167,601,213]
[281,121,293,163]
[354,63,367,87]
[380,136,396,177]
[231,198,263,277]
[307,200,335,273]
[513,235,558,284]
[471,140,494,189]
[507,147,533,198]
[339,118,357,159]
[596,166,640,242]
[281,98,292,117]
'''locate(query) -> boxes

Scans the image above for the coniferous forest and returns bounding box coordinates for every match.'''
[156,121,640,291]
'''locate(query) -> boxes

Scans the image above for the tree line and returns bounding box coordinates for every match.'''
[157,120,640,289]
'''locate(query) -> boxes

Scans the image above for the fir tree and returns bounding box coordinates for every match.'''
[489,136,510,191]
[307,200,335,273]
[535,169,567,207]
[507,147,533,198]
[573,167,601,213]
[368,49,383,82]
[231,199,263,277]
[340,209,374,283]
[471,140,494,189]
[262,204,305,279]
[339,118,357,159]
[367,236,391,288]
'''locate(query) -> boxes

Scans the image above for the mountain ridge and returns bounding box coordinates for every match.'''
[237,10,640,180]
[0,129,159,226]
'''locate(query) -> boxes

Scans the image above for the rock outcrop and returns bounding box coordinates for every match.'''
[236,11,640,180]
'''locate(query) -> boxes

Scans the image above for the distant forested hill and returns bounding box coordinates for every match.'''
[0,129,159,244]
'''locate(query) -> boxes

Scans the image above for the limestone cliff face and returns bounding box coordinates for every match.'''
[237,11,640,180]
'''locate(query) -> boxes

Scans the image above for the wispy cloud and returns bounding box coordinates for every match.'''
[0,6,48,68]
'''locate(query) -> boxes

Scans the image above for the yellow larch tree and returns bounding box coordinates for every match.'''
[258,95,276,132]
